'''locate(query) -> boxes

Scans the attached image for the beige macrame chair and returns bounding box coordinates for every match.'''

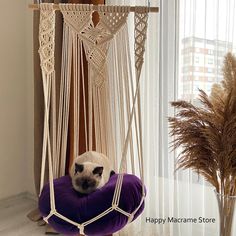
[38,3,150,235]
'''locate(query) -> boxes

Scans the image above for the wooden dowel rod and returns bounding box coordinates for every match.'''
[28,3,159,13]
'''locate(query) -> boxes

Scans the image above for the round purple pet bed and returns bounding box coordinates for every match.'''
[39,174,145,236]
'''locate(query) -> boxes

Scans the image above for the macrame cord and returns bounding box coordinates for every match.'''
[38,4,57,207]
[38,3,149,235]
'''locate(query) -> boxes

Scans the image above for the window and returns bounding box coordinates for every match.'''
[183,55,191,64]
[208,49,214,55]
[155,0,236,235]
[208,58,214,64]
[194,56,199,64]
[207,68,213,73]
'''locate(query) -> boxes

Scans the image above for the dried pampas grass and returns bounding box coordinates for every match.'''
[169,52,236,196]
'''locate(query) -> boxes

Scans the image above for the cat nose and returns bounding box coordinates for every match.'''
[82,180,89,190]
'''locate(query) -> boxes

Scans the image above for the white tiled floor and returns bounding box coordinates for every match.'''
[0,194,48,236]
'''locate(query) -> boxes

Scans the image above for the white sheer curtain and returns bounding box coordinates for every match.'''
[177,1,236,235]
[108,0,236,236]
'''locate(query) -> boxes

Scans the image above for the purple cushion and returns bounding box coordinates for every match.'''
[39,174,145,236]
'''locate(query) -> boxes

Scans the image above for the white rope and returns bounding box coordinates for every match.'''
[112,174,123,207]
[40,74,51,194]
[134,7,149,195]
[52,74,57,176]
[88,66,93,151]
[58,23,72,176]
[55,23,65,177]
[122,25,136,174]
[38,3,56,193]
[72,31,77,158]
[80,40,88,152]
[83,207,113,227]
[56,22,67,176]
[38,4,149,234]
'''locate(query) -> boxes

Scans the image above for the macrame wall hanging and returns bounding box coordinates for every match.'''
[34,2,158,235]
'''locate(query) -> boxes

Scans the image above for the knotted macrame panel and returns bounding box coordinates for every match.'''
[37,3,149,234]
[58,4,147,177]
[38,2,149,186]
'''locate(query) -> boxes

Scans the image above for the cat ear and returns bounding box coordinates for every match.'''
[75,163,84,174]
[93,166,103,176]
[110,170,115,177]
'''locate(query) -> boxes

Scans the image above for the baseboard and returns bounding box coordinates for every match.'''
[0,191,38,206]
[25,192,38,202]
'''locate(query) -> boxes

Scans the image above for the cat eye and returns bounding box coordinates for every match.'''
[75,163,84,174]
[93,166,103,176]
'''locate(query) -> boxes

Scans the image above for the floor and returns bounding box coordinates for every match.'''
[0,193,54,236]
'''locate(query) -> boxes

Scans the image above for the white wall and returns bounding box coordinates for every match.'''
[25,0,35,197]
[0,1,35,200]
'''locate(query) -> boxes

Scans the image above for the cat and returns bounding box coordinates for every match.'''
[70,151,115,194]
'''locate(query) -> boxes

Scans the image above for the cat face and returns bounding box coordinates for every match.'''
[71,162,104,194]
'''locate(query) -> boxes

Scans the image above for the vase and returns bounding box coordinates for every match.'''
[215,190,236,236]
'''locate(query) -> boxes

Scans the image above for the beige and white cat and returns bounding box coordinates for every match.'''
[70,151,115,194]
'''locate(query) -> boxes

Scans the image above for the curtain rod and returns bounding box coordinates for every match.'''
[28,3,159,13]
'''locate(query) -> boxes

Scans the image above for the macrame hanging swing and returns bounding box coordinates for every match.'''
[36,3,156,236]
